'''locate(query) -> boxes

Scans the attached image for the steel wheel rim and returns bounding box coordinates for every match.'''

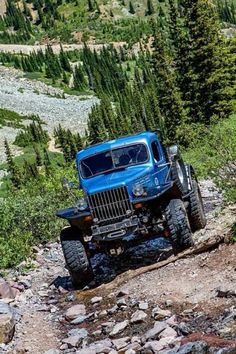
[176,161,184,185]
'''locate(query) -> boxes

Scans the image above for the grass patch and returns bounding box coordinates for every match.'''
[183,114,236,179]
[183,114,236,205]
[0,108,27,129]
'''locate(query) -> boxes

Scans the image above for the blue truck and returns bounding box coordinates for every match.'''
[57,131,206,287]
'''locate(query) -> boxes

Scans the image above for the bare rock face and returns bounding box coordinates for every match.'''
[0,313,15,344]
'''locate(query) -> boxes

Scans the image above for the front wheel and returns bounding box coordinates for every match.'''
[60,227,94,288]
[164,199,194,252]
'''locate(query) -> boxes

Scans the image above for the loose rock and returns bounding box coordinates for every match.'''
[152,306,172,320]
[112,337,130,350]
[143,340,165,353]
[159,326,178,339]
[91,297,103,304]
[141,322,167,343]
[0,278,18,299]
[0,313,15,344]
[65,304,86,320]
[110,320,129,337]
[138,302,149,310]
[130,310,147,324]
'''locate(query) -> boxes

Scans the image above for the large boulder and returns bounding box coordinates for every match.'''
[0,313,15,344]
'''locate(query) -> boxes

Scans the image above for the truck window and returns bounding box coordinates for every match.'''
[151,141,160,162]
[80,144,149,178]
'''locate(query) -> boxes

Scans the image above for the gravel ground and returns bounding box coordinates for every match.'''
[0,66,98,164]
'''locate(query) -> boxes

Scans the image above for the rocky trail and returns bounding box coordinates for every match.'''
[0,180,235,354]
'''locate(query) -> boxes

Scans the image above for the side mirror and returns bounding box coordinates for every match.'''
[166,145,179,161]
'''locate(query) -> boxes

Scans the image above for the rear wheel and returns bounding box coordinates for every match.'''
[60,227,94,288]
[164,199,194,252]
[188,180,206,232]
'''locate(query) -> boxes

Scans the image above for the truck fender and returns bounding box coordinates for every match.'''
[185,164,197,193]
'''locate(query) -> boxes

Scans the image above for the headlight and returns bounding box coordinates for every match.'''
[76,198,88,211]
[132,183,145,197]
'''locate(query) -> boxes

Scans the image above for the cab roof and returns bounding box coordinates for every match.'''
[76,131,159,161]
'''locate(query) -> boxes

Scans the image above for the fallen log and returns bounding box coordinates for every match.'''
[77,233,227,300]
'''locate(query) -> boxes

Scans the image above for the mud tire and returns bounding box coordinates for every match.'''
[60,227,94,288]
[188,180,207,232]
[164,199,194,252]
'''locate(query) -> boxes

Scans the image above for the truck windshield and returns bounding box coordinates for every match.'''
[80,144,149,178]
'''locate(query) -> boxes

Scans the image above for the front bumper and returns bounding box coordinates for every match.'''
[91,216,139,241]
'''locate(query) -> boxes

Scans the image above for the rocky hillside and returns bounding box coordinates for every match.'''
[0,65,98,164]
[0,181,235,354]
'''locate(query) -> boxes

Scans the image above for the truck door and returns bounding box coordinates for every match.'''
[151,140,170,190]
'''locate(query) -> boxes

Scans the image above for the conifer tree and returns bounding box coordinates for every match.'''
[129,1,135,14]
[59,45,71,72]
[45,44,62,79]
[43,147,51,176]
[33,144,42,166]
[88,0,94,11]
[151,19,187,141]
[4,139,22,188]
[76,132,83,151]
[62,70,69,85]
[29,162,39,179]
[73,65,86,90]
[145,0,154,16]
[181,0,233,123]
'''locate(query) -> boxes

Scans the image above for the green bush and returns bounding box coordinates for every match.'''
[183,114,236,203]
[0,168,79,268]
[0,108,26,128]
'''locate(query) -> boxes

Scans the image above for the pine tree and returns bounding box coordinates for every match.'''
[76,132,83,150]
[145,0,154,16]
[45,44,62,79]
[151,19,187,141]
[29,162,39,179]
[88,0,94,11]
[181,0,233,123]
[33,144,42,166]
[4,139,22,188]
[62,70,69,85]
[59,44,71,72]
[129,1,135,14]
[43,147,51,177]
[73,65,86,90]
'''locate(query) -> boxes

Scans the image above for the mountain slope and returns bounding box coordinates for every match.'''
[0,0,236,44]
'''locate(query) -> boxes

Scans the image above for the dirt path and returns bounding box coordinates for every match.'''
[0,1,6,17]
[48,138,61,153]
[1,181,236,354]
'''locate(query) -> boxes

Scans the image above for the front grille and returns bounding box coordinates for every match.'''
[88,186,132,223]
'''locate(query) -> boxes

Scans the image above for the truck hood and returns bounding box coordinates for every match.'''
[82,165,152,194]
